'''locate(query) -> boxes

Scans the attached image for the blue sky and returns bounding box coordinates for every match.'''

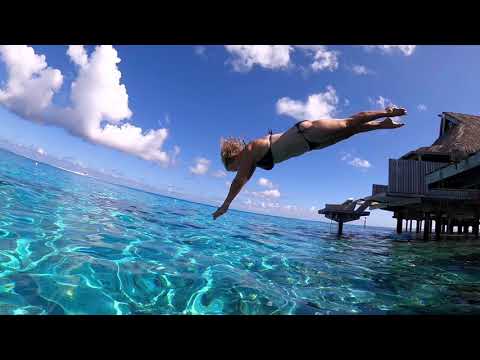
[0,45,478,227]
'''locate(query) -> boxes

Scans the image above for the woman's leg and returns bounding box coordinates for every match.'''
[304,108,405,134]
[355,118,405,132]
[301,108,406,136]
[336,119,404,141]
[346,110,394,127]
[299,108,406,147]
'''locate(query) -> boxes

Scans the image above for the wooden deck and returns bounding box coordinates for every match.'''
[366,159,480,240]
[318,200,371,236]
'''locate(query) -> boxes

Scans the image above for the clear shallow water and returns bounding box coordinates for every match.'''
[0,149,480,315]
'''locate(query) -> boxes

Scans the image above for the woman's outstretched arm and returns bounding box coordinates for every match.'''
[213,145,257,220]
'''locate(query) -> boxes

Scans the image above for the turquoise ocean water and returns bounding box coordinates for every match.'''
[0,148,479,315]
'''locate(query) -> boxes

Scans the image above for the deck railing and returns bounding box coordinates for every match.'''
[428,188,480,200]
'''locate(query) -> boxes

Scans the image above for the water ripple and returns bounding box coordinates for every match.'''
[1,149,480,314]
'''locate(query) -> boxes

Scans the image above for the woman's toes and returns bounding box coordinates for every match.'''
[381,118,404,128]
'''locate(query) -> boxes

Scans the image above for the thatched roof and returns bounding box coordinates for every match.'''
[402,112,480,162]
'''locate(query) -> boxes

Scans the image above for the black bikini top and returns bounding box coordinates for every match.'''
[256,130,274,170]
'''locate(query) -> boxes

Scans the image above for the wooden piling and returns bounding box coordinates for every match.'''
[396,216,403,234]
[474,216,479,239]
[423,213,430,241]
[435,213,442,240]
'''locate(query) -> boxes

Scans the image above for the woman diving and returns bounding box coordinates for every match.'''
[213,106,407,220]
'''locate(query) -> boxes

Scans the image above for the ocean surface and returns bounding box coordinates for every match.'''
[0,148,479,315]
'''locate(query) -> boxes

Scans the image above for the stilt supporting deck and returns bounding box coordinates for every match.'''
[318,200,371,239]
[337,221,344,237]
[448,217,454,234]
[435,214,442,240]
[474,216,479,239]
[416,219,420,233]
[396,217,403,234]
[423,213,430,241]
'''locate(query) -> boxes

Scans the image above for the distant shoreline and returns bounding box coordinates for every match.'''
[55,166,88,177]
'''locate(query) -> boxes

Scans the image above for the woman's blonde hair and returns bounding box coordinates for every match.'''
[220,137,246,169]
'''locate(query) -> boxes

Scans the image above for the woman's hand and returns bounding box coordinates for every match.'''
[212,205,229,220]
[213,143,258,221]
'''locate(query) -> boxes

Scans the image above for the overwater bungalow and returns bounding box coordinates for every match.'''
[368,111,480,239]
[320,112,480,239]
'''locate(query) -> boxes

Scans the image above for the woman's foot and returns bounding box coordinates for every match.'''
[380,117,404,129]
[385,106,407,117]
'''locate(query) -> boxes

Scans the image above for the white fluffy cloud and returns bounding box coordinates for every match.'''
[0,45,63,117]
[341,152,371,169]
[252,189,281,199]
[258,177,273,189]
[190,157,211,175]
[67,45,88,67]
[225,45,292,72]
[224,45,338,73]
[0,45,178,167]
[363,45,416,56]
[369,95,396,109]
[417,104,427,111]
[37,147,46,156]
[351,65,371,75]
[349,157,371,169]
[277,86,338,120]
[262,189,281,198]
[295,45,338,72]
[242,197,279,209]
[266,202,280,209]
